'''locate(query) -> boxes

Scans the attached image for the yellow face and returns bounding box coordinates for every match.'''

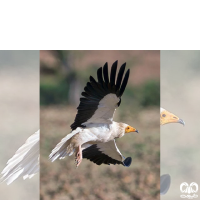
[160,109,185,125]
[125,126,139,133]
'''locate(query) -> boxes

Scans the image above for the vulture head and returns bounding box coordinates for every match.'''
[118,123,139,134]
[125,125,139,133]
[160,108,185,125]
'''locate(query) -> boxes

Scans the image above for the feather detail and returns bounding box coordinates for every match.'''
[1,130,39,185]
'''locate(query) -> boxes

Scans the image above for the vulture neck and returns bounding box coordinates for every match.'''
[112,122,126,138]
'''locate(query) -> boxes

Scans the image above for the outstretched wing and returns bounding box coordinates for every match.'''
[82,140,132,167]
[71,60,130,130]
[1,130,40,185]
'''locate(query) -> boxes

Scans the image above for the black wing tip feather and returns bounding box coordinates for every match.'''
[97,67,102,72]
[82,144,132,167]
[97,67,103,84]
[113,60,118,65]
[110,61,118,86]
[83,144,123,166]
[118,68,130,97]
[123,157,132,167]
[103,62,109,83]
[89,60,129,95]
[70,61,130,130]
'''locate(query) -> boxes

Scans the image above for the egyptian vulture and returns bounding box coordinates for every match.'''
[50,61,138,167]
[1,130,40,185]
[160,108,185,195]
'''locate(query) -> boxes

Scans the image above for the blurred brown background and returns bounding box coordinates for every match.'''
[40,50,160,200]
[0,51,39,200]
[161,51,200,199]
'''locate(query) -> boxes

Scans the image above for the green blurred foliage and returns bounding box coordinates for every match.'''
[40,72,159,107]
[123,80,160,109]
[40,67,98,105]
[40,78,68,105]
[40,50,160,108]
[139,80,160,107]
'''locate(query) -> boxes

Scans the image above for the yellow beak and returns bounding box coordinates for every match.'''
[125,126,139,133]
[160,110,185,125]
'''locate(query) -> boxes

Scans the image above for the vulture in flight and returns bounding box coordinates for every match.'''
[0,61,137,184]
[1,130,40,185]
[160,107,185,195]
[50,61,138,167]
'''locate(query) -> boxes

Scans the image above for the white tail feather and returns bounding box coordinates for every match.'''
[49,128,80,162]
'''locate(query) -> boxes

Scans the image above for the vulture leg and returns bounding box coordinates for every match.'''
[75,145,82,167]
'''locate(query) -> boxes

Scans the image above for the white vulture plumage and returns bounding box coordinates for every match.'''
[50,61,138,167]
[1,130,40,185]
[160,108,185,195]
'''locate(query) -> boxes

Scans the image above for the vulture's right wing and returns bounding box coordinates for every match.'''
[82,140,132,167]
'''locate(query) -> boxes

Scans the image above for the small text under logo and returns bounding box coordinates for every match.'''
[180,182,198,199]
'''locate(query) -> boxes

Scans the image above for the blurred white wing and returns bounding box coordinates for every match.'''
[1,130,40,185]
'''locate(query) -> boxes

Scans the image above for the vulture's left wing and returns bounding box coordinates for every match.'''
[1,130,39,185]
[71,61,130,130]
[82,140,132,167]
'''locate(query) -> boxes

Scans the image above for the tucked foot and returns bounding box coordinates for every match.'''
[75,145,82,168]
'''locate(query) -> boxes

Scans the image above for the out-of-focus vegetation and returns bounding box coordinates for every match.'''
[40,50,160,200]
[40,75,159,107]
[40,50,160,108]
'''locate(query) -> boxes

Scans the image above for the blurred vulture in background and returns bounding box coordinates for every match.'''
[160,108,185,126]
[1,130,40,185]
[160,108,185,195]
[50,61,139,167]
